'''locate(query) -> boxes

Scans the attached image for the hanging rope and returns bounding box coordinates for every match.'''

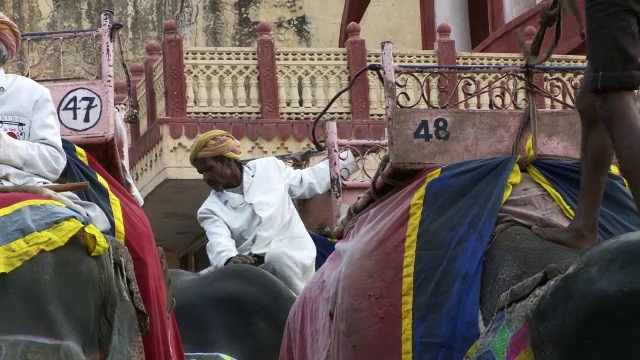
[311,64,383,151]
[516,0,585,162]
[110,22,139,124]
[525,0,585,67]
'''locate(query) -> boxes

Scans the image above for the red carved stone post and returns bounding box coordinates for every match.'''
[144,41,162,127]
[162,19,187,118]
[435,23,457,107]
[523,26,546,109]
[129,63,145,141]
[345,22,370,122]
[256,22,280,120]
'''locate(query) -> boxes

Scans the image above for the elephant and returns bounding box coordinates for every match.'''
[470,226,640,359]
[170,264,297,360]
[0,233,146,359]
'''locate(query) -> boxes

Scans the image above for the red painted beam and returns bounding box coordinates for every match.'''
[420,0,436,50]
[488,0,505,32]
[339,0,371,47]
[473,0,585,55]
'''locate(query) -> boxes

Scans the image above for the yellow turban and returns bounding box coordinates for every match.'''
[190,130,242,166]
[0,13,20,61]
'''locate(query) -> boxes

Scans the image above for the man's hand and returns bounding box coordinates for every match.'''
[224,254,256,265]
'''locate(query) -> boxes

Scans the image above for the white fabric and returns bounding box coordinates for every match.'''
[58,191,112,232]
[198,151,358,294]
[113,108,144,206]
[0,68,65,186]
[496,172,570,230]
[0,68,110,232]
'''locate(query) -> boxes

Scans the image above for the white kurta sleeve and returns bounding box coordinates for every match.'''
[198,208,240,268]
[283,151,359,200]
[0,88,65,182]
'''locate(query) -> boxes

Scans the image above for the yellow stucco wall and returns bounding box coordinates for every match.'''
[1,0,422,65]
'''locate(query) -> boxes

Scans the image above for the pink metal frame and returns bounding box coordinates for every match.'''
[324,41,396,226]
[24,10,116,145]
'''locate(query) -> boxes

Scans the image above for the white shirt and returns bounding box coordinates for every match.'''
[0,68,66,186]
[198,152,358,268]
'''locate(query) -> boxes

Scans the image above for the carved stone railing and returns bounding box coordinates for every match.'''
[153,57,166,119]
[276,48,352,120]
[184,48,261,119]
[122,20,593,173]
[115,20,187,142]
[135,71,148,133]
[121,19,592,125]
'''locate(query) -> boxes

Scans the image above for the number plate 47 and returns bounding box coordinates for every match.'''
[413,118,450,142]
[57,87,103,132]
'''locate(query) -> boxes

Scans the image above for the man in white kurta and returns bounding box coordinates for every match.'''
[0,14,110,232]
[191,130,358,295]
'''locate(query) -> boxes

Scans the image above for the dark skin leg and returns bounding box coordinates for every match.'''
[599,91,640,212]
[532,70,615,249]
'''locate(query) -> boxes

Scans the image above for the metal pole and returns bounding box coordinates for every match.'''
[337,139,388,147]
[100,9,115,132]
[100,10,114,81]
[325,119,342,226]
[382,41,396,123]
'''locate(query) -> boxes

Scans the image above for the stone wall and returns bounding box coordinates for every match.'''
[0,0,422,66]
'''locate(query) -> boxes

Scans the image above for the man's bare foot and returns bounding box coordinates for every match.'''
[531,225,598,250]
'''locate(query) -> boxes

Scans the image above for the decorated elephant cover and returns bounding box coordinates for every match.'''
[61,139,186,360]
[280,157,639,360]
[0,192,108,273]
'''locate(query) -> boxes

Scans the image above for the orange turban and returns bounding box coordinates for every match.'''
[189,130,242,166]
[0,13,20,61]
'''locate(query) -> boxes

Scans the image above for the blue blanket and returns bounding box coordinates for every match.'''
[403,157,639,359]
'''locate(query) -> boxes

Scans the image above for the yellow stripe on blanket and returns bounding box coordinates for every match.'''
[0,218,108,273]
[0,198,109,273]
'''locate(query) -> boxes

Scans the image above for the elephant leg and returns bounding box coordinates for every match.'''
[480,225,582,325]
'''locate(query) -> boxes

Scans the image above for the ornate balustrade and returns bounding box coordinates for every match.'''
[116,19,592,211]
[116,21,589,146]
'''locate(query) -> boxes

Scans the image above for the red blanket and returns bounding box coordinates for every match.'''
[83,153,185,360]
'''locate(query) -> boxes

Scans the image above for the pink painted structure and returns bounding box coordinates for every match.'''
[323,25,588,230]
[124,19,590,243]
[19,10,126,185]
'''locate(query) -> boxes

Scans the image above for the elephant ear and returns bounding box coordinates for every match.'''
[496,262,573,313]
[157,247,176,317]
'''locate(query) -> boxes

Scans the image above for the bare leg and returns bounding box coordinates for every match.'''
[598,91,640,214]
[532,72,614,249]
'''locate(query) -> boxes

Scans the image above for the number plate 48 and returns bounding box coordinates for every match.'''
[413,118,450,142]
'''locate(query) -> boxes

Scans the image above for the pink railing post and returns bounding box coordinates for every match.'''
[523,26,546,109]
[129,63,145,141]
[144,40,162,127]
[325,120,342,226]
[256,22,280,120]
[162,19,187,118]
[435,23,458,107]
[345,22,370,121]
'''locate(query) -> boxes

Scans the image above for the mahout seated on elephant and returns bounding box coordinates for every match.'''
[0,9,184,358]
[0,186,147,359]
